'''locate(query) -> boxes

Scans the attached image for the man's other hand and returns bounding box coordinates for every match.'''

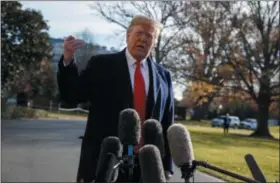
[165,171,172,181]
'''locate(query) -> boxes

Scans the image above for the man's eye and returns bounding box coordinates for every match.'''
[146,34,152,39]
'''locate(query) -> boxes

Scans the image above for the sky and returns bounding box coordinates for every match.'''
[21,1,185,100]
[21,1,125,48]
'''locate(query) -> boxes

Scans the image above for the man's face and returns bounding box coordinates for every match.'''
[126,24,157,61]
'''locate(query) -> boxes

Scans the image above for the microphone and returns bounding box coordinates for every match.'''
[167,123,261,183]
[139,145,167,183]
[167,123,195,182]
[118,108,141,179]
[142,119,165,158]
[245,154,267,183]
[118,108,141,145]
[95,136,123,183]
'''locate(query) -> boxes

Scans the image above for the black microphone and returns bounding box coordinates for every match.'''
[167,123,261,183]
[142,119,165,158]
[139,144,167,183]
[245,154,267,183]
[95,136,123,183]
[118,108,141,179]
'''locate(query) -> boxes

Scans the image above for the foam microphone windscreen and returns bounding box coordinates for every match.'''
[167,123,194,167]
[139,145,166,183]
[95,136,123,182]
[118,108,141,145]
[142,119,165,157]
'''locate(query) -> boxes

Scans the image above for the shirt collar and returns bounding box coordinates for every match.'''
[125,48,148,68]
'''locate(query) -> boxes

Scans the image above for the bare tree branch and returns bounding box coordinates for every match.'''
[89,1,192,65]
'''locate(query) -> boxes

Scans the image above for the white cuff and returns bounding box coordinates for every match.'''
[63,54,76,67]
[63,61,70,67]
[63,58,75,67]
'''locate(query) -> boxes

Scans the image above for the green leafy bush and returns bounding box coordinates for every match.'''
[1,105,48,119]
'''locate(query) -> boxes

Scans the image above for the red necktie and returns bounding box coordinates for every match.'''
[133,61,146,153]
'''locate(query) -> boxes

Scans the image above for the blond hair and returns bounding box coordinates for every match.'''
[127,15,163,38]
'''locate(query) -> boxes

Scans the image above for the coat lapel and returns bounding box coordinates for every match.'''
[148,58,160,104]
[147,57,163,120]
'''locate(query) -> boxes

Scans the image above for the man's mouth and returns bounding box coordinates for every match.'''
[136,45,145,49]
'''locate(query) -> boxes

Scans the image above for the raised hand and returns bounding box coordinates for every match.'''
[63,35,85,63]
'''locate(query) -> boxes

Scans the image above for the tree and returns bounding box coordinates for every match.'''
[39,58,57,100]
[89,1,193,66]
[222,1,280,138]
[1,1,52,99]
[29,57,57,108]
[172,2,236,120]
[182,81,221,120]
[176,2,279,138]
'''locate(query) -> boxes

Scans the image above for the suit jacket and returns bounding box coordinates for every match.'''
[57,48,174,182]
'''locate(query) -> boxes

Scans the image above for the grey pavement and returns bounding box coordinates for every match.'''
[1,119,225,182]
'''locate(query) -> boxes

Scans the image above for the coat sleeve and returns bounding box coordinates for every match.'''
[161,71,175,174]
[57,55,98,106]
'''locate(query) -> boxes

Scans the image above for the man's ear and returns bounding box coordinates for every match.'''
[153,41,157,48]
[126,30,130,44]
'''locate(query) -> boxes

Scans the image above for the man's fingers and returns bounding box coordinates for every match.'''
[73,43,84,50]
[73,39,85,49]
[73,39,85,46]
[68,35,75,40]
[68,39,84,46]
[64,38,85,53]
[68,39,85,50]
[64,35,75,41]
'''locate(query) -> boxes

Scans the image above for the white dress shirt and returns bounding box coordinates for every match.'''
[125,48,150,96]
[63,48,150,96]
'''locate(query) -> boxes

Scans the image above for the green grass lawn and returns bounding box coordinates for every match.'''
[46,110,88,119]
[177,120,279,182]
[28,111,279,182]
[27,109,88,120]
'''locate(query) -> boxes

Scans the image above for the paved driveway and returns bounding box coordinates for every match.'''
[1,119,225,182]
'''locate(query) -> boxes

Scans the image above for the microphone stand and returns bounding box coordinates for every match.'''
[193,160,261,183]
[180,163,196,183]
[112,145,137,182]
[112,157,137,170]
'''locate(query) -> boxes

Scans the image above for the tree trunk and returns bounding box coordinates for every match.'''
[251,93,273,138]
[191,102,211,121]
[191,93,219,121]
